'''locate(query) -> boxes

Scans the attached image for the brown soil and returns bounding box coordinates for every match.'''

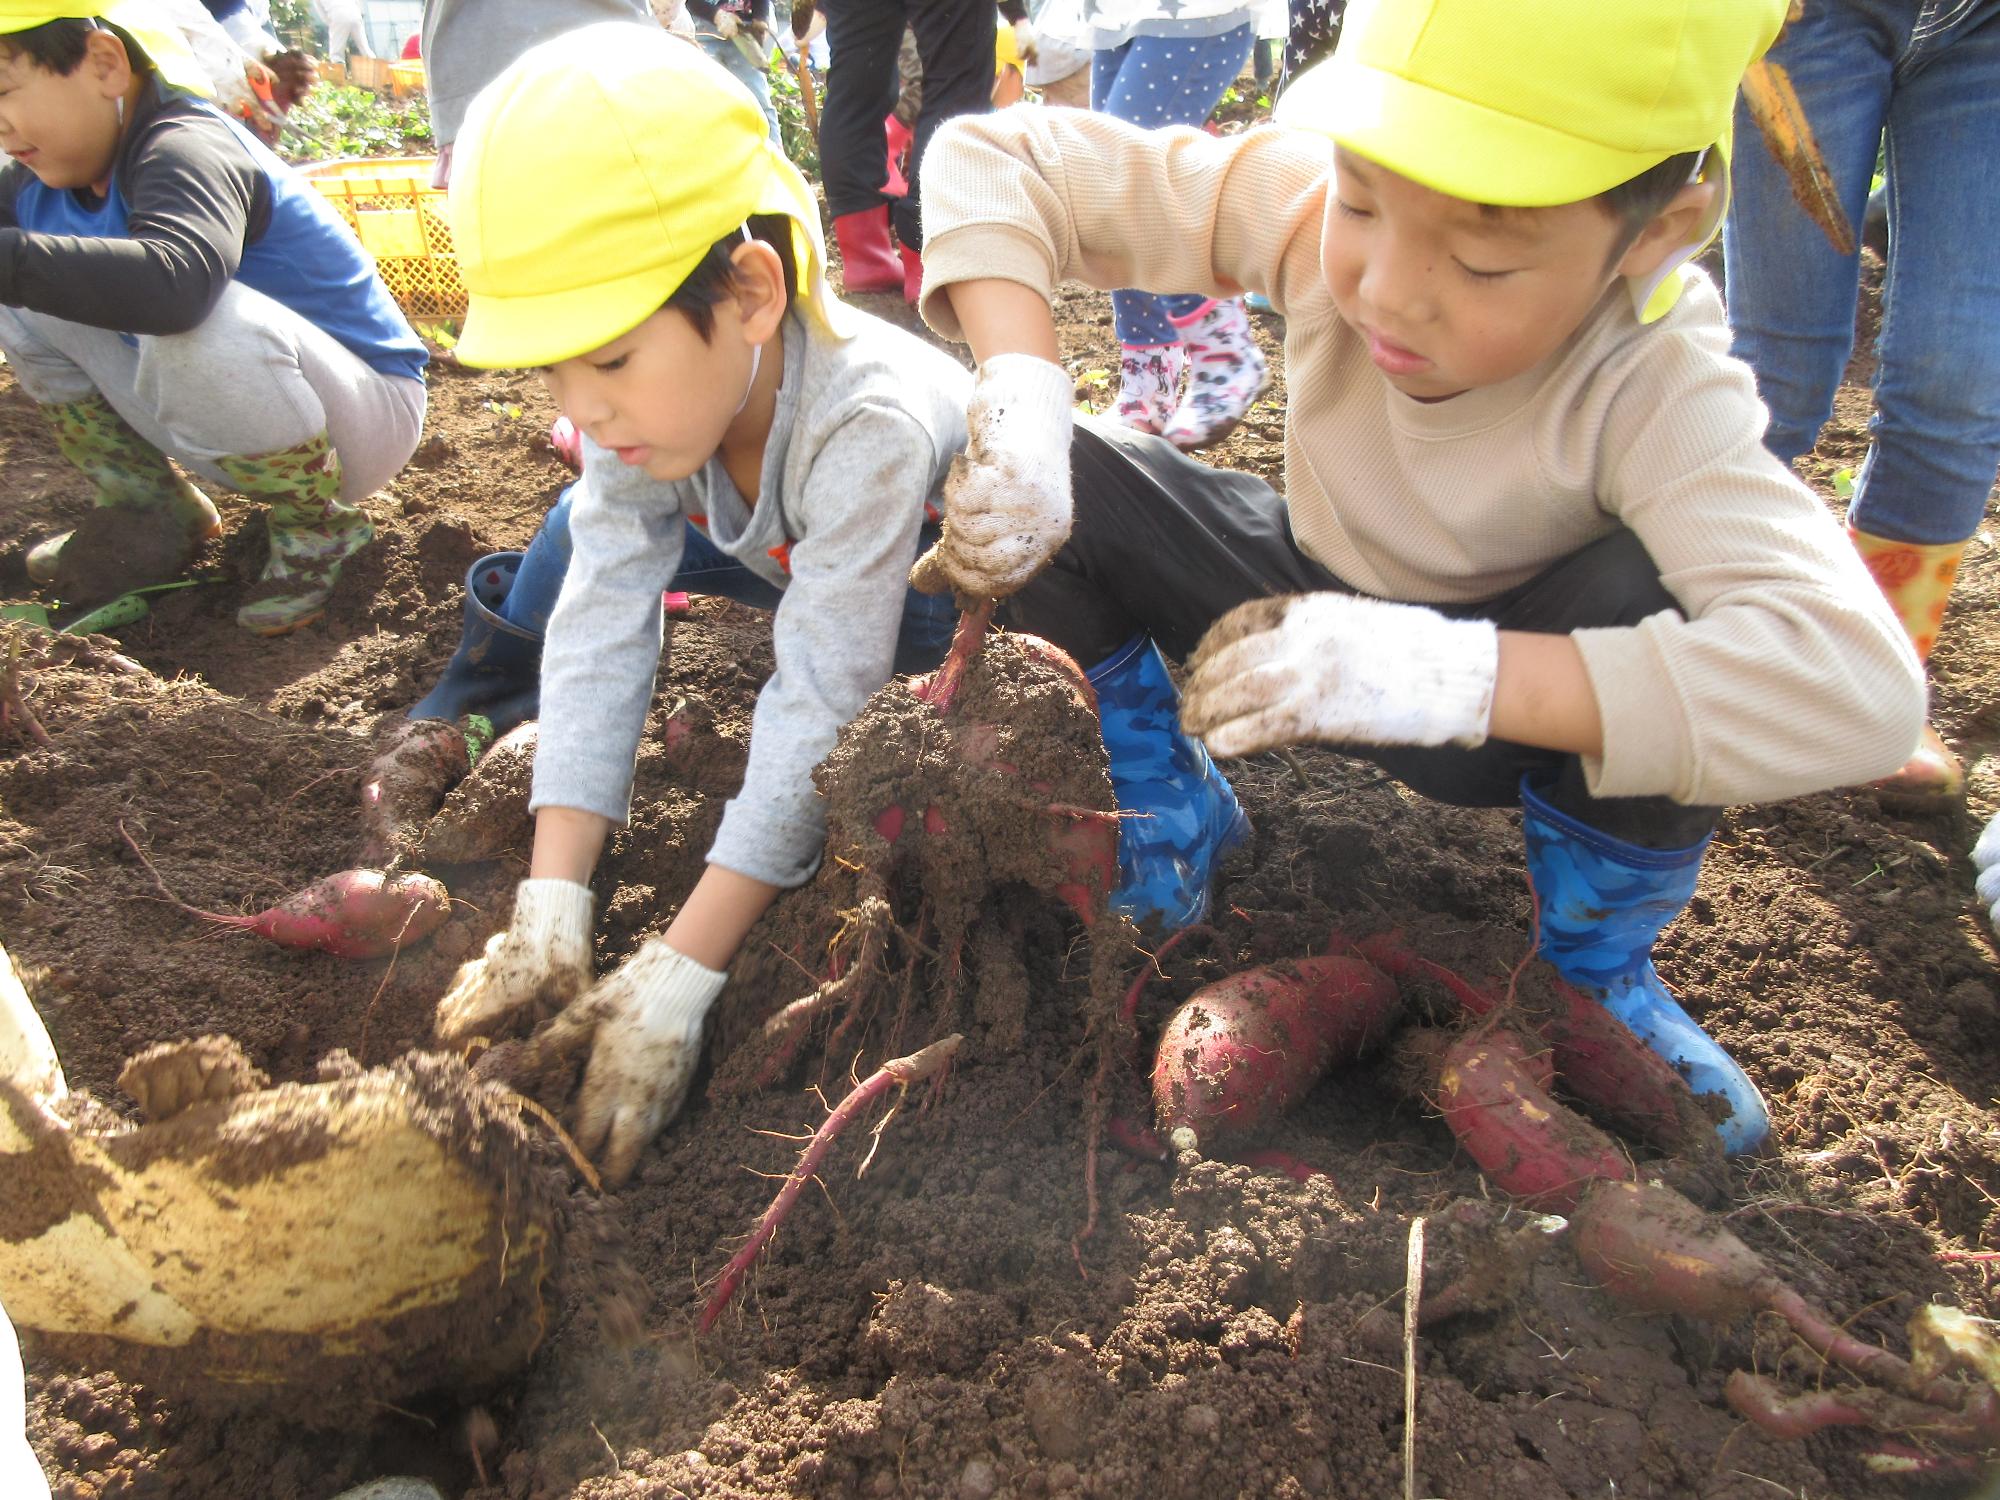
[4,241,1999,1500]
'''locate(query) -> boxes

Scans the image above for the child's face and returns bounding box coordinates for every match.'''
[539,304,764,485]
[1321,147,1646,401]
[0,34,132,192]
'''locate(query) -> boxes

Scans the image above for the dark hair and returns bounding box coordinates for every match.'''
[663,213,800,341]
[0,17,151,77]
[1596,148,1707,259]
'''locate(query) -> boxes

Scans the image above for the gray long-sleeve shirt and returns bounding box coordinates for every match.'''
[529,308,972,888]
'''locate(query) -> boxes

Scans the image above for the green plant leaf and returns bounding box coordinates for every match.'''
[1833,467,1855,499]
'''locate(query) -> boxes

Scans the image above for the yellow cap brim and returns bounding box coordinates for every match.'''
[0,0,214,96]
[456,136,853,369]
[1276,52,1669,206]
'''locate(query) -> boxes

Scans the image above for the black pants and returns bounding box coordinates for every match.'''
[1000,422,1719,849]
[821,0,994,247]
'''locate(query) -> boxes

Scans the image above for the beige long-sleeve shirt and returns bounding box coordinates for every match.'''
[919,108,1925,809]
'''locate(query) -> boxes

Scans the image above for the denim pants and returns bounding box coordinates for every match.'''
[698,31,783,147]
[1091,24,1254,346]
[1722,0,2000,546]
[517,485,957,676]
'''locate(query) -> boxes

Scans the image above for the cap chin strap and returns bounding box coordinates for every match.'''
[1629,145,1722,325]
[730,222,767,418]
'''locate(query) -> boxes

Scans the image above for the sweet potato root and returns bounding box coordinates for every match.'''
[1432,1026,1629,1213]
[419,722,536,864]
[1150,954,1400,1149]
[361,718,471,863]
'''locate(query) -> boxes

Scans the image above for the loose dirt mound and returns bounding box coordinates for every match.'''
[0,262,1996,1500]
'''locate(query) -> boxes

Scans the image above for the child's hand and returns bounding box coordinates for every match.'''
[1973,814,2000,937]
[1182,593,1500,757]
[529,938,729,1184]
[911,354,1075,599]
[433,879,595,1042]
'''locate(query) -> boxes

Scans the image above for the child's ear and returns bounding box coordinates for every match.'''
[82,26,135,99]
[1614,178,1718,281]
[729,238,789,345]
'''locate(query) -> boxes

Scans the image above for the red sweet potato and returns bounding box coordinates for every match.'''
[1434,1027,1630,1213]
[194,869,453,959]
[1150,954,1401,1149]
[874,629,1116,927]
[360,718,470,862]
[1570,1178,1772,1321]
[418,722,536,864]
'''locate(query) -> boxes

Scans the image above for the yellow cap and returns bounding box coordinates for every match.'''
[993,13,1019,74]
[450,23,852,369]
[0,0,213,96]
[1276,0,1788,319]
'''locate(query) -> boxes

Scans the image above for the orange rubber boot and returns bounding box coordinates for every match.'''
[1848,523,1968,805]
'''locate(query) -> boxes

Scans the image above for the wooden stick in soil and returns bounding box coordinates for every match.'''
[699,1032,962,1333]
[1403,1214,1424,1500]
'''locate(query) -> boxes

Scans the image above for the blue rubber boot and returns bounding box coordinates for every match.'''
[409,494,573,732]
[1087,634,1251,931]
[1520,777,1770,1156]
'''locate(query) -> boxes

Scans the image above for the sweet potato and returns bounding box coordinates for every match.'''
[190,870,453,959]
[360,718,471,863]
[1433,1026,1630,1213]
[1570,1178,1768,1321]
[1150,954,1400,1149]
[418,722,536,864]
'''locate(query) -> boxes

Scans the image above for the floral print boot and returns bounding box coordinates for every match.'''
[27,394,221,583]
[1162,298,1270,451]
[218,433,373,636]
[1113,343,1188,436]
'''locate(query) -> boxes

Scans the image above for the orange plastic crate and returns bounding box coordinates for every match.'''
[300,156,465,319]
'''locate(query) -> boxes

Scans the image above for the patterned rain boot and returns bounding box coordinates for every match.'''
[1162,297,1270,451]
[26,394,221,583]
[1088,633,1251,931]
[1521,776,1770,1156]
[1848,524,1967,805]
[1112,343,1188,436]
[219,433,373,636]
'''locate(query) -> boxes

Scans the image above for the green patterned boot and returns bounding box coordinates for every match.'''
[217,433,374,636]
[27,395,222,583]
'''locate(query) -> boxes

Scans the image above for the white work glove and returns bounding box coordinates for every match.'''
[1973,813,2000,937]
[911,353,1074,599]
[535,939,729,1184]
[1011,16,1039,64]
[434,879,595,1042]
[714,9,740,39]
[1182,592,1500,757]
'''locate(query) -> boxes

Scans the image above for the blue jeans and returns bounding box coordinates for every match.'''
[1722,0,2000,545]
[518,486,956,676]
[700,31,784,147]
[1091,25,1254,346]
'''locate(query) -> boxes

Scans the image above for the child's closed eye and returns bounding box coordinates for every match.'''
[591,353,631,374]
[1334,200,1371,220]
[1453,259,1513,283]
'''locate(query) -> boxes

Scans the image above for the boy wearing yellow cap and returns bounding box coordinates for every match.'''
[910,0,1931,1156]
[428,26,978,1184]
[0,2,426,633]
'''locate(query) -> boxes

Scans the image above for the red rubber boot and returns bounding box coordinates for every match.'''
[832,205,904,295]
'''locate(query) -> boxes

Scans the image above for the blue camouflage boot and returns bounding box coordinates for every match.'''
[1520,776,1770,1156]
[1088,634,1251,930]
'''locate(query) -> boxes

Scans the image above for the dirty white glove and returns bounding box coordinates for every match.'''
[1973,814,2000,937]
[911,354,1074,599]
[539,939,728,1184]
[434,879,594,1042]
[714,9,740,39]
[1011,17,1039,64]
[1182,592,1500,757]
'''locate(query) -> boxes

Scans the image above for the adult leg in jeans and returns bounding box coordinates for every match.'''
[1727,0,2000,801]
